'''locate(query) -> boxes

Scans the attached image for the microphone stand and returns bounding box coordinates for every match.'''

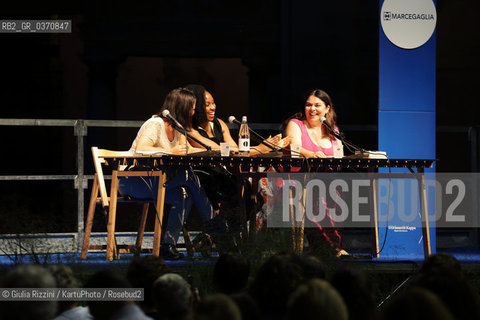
[249,134,278,151]
[231,120,278,150]
[169,122,212,151]
[331,129,369,155]
[249,128,278,150]
[320,118,368,154]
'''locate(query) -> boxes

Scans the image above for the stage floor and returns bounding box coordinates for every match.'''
[1,247,479,271]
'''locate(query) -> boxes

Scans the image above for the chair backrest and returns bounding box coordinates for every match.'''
[91,147,132,208]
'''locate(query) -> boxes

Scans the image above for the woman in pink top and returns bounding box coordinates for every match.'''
[285,89,341,158]
[284,89,345,254]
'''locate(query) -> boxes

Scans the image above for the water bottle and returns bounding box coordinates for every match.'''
[238,116,250,155]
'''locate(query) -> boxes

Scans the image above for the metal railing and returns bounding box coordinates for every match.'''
[0,118,479,252]
[0,119,143,251]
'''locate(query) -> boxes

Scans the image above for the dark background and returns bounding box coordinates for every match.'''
[0,1,479,233]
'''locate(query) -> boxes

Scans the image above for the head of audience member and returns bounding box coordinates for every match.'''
[409,253,480,320]
[380,287,454,320]
[47,265,81,315]
[297,255,326,280]
[229,293,262,320]
[152,273,192,320]
[85,269,133,320]
[291,89,337,138]
[330,267,376,320]
[157,87,197,130]
[186,84,208,127]
[0,265,58,320]
[194,293,241,320]
[287,278,348,320]
[249,253,305,319]
[418,253,462,275]
[213,253,250,294]
[126,256,170,314]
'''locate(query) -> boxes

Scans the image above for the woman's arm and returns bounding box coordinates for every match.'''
[135,134,187,155]
[336,137,343,146]
[187,128,220,150]
[285,120,302,146]
[250,134,282,155]
[184,134,207,154]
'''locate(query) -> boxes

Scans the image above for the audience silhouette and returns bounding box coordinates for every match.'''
[1,252,480,320]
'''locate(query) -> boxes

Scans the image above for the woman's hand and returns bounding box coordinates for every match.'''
[313,151,327,158]
[264,134,281,147]
[171,145,188,155]
[250,134,292,155]
[256,134,281,153]
[277,136,292,149]
[253,135,292,155]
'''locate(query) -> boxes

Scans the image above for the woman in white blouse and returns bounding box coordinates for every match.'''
[119,88,214,260]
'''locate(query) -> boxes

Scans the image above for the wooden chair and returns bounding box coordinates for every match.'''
[81,147,167,261]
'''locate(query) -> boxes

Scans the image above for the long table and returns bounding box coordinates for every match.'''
[101,152,434,259]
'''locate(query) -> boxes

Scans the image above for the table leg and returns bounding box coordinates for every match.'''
[298,186,307,255]
[106,169,119,261]
[235,167,249,244]
[249,176,259,239]
[418,168,432,258]
[289,186,297,253]
[81,174,99,259]
[289,175,306,255]
[370,173,380,258]
[153,171,167,257]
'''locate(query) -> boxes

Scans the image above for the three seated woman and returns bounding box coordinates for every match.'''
[118,86,343,259]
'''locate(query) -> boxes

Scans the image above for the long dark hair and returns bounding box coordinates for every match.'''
[157,88,196,130]
[185,84,208,128]
[290,89,338,139]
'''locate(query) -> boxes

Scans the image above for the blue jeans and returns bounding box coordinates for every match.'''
[118,168,214,246]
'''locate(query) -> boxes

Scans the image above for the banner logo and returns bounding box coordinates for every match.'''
[381,0,437,49]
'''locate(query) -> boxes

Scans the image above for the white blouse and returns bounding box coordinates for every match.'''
[129,115,181,154]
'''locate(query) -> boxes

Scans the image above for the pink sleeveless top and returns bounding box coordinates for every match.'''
[290,118,337,156]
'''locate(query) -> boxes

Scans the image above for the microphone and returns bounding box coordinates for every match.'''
[320,116,334,132]
[228,116,242,126]
[162,110,184,129]
[320,116,343,139]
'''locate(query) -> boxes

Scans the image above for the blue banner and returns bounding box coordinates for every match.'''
[378,0,437,260]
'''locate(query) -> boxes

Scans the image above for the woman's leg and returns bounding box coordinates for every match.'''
[166,169,235,252]
[119,176,194,247]
[165,168,214,222]
[162,186,193,246]
[119,169,215,250]
[118,176,158,200]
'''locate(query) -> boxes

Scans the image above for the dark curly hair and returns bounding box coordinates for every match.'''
[185,84,208,128]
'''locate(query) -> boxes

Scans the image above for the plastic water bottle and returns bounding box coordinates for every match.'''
[238,116,250,155]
